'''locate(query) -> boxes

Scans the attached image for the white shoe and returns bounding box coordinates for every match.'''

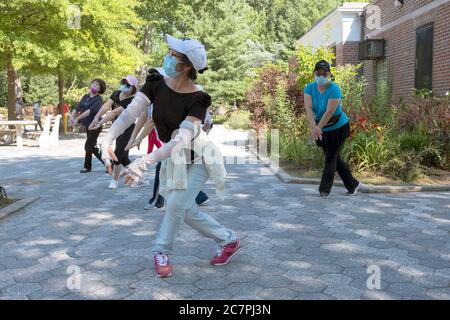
[108,179,119,189]
[347,182,361,196]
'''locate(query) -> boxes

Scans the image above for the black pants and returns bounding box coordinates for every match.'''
[34,116,43,131]
[114,124,135,167]
[316,123,359,193]
[149,161,164,206]
[84,127,104,170]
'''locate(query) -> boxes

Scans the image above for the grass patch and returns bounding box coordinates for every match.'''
[0,197,16,209]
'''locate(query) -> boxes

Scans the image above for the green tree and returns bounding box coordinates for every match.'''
[0,0,65,119]
[188,0,258,105]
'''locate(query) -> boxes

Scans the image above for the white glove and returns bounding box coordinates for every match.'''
[122,153,157,186]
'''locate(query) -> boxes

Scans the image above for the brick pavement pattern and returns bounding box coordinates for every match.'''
[0,126,449,299]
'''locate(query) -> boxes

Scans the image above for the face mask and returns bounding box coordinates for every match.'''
[119,84,131,93]
[315,75,330,86]
[163,55,181,78]
[90,85,98,95]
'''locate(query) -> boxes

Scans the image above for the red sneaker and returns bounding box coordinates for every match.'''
[210,240,241,266]
[153,253,172,278]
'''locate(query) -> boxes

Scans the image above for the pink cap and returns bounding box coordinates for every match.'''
[123,75,138,87]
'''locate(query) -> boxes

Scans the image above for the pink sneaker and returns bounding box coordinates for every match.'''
[153,253,172,278]
[210,240,241,266]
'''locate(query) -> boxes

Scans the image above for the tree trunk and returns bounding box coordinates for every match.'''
[57,67,65,133]
[6,53,16,121]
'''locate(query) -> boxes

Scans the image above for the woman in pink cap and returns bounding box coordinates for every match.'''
[90,75,142,189]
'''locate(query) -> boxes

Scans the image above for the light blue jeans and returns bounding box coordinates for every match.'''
[152,163,236,255]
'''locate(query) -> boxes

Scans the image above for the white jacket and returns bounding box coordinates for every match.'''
[159,130,227,201]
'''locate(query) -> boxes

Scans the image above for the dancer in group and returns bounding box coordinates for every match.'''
[71,79,106,173]
[89,75,146,189]
[101,35,239,278]
[126,93,212,211]
[304,60,360,198]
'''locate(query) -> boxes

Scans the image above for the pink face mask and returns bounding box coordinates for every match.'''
[90,85,98,95]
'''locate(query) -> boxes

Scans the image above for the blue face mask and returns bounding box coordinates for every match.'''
[163,55,181,78]
[119,84,132,93]
[315,75,330,86]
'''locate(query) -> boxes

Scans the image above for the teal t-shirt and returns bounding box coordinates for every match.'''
[304,81,349,131]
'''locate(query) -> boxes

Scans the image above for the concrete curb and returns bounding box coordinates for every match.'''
[0,197,39,221]
[253,150,450,194]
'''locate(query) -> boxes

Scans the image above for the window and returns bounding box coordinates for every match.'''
[415,24,433,91]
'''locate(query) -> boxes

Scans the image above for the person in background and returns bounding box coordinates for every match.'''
[304,60,360,198]
[89,75,143,189]
[32,100,43,131]
[71,79,106,173]
[15,97,24,120]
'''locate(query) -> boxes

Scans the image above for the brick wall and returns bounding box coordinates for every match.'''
[342,41,361,65]
[362,0,450,103]
[335,41,361,66]
[432,2,450,97]
[370,0,433,26]
[336,43,344,65]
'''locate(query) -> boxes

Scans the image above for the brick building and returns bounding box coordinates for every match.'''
[297,0,450,103]
[363,0,450,102]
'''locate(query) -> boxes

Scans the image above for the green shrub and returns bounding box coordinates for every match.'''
[293,45,335,90]
[382,152,422,182]
[399,131,430,153]
[419,147,444,168]
[370,80,393,125]
[280,135,323,170]
[225,110,251,130]
[334,64,367,118]
[342,126,392,172]
[213,114,228,125]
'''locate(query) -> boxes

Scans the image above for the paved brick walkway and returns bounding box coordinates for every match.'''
[0,126,449,299]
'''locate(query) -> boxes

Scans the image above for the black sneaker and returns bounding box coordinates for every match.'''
[347,182,361,196]
[154,197,165,209]
[80,168,91,173]
[319,192,329,198]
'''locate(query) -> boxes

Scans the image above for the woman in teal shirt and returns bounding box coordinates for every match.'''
[304,60,360,198]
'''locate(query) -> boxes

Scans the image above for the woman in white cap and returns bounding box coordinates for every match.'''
[90,75,142,189]
[101,35,239,278]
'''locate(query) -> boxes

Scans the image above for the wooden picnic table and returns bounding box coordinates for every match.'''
[0,120,38,148]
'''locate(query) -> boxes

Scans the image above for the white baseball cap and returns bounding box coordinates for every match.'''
[166,35,207,72]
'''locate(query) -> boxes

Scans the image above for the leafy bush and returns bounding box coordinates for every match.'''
[293,45,335,90]
[281,135,323,170]
[399,131,430,153]
[382,152,422,182]
[370,80,393,125]
[397,95,449,136]
[419,147,444,168]
[334,64,367,118]
[225,110,251,130]
[342,126,391,172]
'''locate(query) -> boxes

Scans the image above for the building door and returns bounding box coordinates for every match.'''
[415,24,433,91]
